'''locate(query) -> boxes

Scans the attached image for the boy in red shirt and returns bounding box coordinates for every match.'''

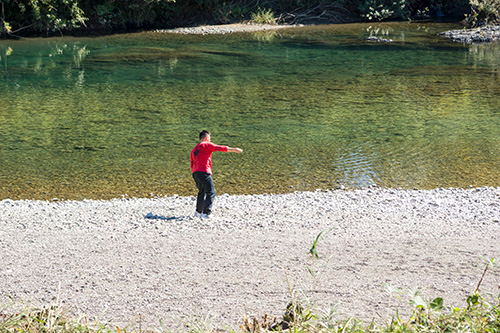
[190,130,243,218]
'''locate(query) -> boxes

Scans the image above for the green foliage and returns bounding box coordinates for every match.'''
[82,0,177,29]
[358,0,409,21]
[1,20,11,34]
[250,7,277,24]
[0,0,179,36]
[31,0,87,31]
[250,291,499,332]
[0,0,87,36]
[0,302,113,332]
[466,0,500,26]
[309,230,324,259]
[346,0,471,21]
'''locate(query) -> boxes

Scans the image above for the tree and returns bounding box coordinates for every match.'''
[1,0,87,37]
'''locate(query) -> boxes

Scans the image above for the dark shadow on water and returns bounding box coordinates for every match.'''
[144,212,189,221]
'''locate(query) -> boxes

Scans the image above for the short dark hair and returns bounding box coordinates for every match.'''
[199,130,210,140]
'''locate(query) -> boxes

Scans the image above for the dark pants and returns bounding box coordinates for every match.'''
[192,171,216,215]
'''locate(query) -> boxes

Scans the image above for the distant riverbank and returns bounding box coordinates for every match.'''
[154,21,500,45]
[2,0,477,38]
[155,21,500,46]
[1,187,499,330]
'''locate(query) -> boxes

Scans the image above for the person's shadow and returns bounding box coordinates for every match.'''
[144,212,189,221]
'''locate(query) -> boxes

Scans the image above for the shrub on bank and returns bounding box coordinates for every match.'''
[466,0,500,26]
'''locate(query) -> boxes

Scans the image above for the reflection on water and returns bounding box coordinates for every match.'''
[334,143,382,188]
[0,22,499,200]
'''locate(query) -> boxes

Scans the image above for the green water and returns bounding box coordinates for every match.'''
[1,22,499,200]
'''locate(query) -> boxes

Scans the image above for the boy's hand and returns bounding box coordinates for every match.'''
[228,147,243,153]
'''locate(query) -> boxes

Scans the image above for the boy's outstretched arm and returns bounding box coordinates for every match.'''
[227,147,243,153]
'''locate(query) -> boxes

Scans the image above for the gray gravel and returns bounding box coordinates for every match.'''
[1,187,499,331]
[438,25,500,43]
[154,23,301,35]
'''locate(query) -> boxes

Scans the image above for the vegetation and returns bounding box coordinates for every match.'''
[0,299,110,332]
[250,7,277,25]
[0,0,87,36]
[466,0,500,26]
[1,0,499,37]
[240,291,500,332]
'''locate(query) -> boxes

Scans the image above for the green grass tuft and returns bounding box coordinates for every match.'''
[250,7,277,25]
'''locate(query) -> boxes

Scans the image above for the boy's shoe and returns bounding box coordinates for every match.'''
[194,211,202,217]
[200,213,211,219]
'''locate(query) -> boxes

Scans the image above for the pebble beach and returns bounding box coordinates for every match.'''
[1,187,499,330]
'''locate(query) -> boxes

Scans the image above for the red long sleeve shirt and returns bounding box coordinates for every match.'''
[190,141,228,174]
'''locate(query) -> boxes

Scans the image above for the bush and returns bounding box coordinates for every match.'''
[466,0,500,26]
[347,0,472,21]
[80,0,177,30]
[358,0,409,21]
[0,0,87,36]
[250,7,277,24]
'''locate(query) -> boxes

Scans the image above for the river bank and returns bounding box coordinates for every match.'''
[1,187,499,330]
[155,21,500,45]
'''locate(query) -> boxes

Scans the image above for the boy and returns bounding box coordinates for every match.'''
[190,130,243,218]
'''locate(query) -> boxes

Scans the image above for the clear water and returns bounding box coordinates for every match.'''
[1,22,499,200]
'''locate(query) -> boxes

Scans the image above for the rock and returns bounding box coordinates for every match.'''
[366,36,394,43]
[438,25,500,44]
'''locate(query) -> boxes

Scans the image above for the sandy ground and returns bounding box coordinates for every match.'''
[1,187,499,331]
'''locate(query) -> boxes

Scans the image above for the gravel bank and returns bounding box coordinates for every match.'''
[154,23,302,35]
[1,187,499,330]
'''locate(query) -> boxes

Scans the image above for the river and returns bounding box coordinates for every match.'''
[1,22,499,200]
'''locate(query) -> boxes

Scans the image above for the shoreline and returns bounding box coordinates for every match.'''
[155,21,500,45]
[1,187,499,330]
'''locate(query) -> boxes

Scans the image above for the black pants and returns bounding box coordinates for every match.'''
[192,171,216,215]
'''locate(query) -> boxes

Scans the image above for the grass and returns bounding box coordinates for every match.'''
[0,300,110,332]
[2,289,499,332]
[252,291,500,332]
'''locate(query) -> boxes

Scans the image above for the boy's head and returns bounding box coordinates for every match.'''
[199,130,211,141]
